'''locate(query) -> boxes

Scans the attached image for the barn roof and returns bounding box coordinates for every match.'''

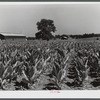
[0,33,26,37]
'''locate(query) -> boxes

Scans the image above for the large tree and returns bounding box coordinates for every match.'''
[35,19,56,40]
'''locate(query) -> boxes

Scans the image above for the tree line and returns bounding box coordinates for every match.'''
[27,19,100,40]
[70,33,100,39]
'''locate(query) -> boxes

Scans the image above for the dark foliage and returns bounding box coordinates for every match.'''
[70,33,100,39]
[35,19,56,40]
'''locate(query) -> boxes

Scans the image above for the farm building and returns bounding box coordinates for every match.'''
[61,35,68,40]
[0,33,26,40]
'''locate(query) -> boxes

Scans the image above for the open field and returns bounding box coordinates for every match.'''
[0,39,100,90]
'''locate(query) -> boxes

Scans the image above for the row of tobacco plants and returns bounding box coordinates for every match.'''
[0,39,100,90]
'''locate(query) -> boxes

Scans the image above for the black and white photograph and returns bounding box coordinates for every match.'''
[0,2,100,91]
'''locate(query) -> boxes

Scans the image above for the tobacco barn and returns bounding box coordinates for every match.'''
[0,33,26,40]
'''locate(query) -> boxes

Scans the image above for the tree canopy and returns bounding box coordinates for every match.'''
[35,19,56,40]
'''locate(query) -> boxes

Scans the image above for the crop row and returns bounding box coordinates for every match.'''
[0,40,100,90]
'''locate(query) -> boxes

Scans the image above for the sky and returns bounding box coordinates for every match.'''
[0,3,100,37]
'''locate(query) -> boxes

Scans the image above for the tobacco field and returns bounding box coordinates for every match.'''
[0,39,100,90]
